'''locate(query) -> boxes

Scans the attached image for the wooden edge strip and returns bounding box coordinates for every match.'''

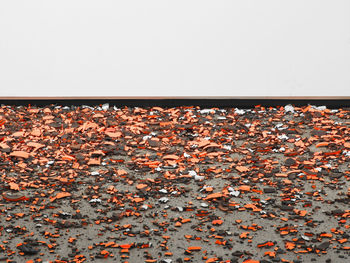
[0,97,349,108]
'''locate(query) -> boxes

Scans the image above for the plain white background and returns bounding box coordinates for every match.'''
[0,0,349,97]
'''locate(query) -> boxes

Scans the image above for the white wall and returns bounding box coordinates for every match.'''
[0,0,349,97]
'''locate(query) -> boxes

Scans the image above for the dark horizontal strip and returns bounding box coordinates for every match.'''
[0,97,350,109]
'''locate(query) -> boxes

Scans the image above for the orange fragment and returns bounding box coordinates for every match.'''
[257,241,275,248]
[9,182,20,191]
[212,220,223,225]
[136,184,147,190]
[239,185,251,191]
[320,233,332,238]
[338,239,348,244]
[100,250,109,258]
[264,251,276,257]
[285,241,295,250]
[188,246,201,251]
[316,142,329,148]
[133,198,143,203]
[10,151,29,159]
[240,232,250,239]
[119,243,133,249]
[204,192,223,200]
[206,258,219,263]
[236,166,249,172]
[163,154,179,160]
[175,222,182,227]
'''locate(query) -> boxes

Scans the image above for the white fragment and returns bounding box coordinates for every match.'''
[223,145,232,150]
[284,104,295,113]
[301,235,310,241]
[183,152,191,158]
[199,109,215,114]
[275,123,288,130]
[279,147,286,152]
[177,207,183,212]
[159,189,168,194]
[82,105,95,110]
[89,198,101,203]
[188,170,197,176]
[60,212,71,216]
[200,203,209,208]
[235,108,245,115]
[228,187,240,197]
[312,105,327,111]
[91,171,100,176]
[194,174,205,181]
[278,134,289,140]
[141,205,148,210]
[159,197,169,203]
[143,135,152,140]
[155,167,162,171]
[102,103,109,111]
[229,190,240,197]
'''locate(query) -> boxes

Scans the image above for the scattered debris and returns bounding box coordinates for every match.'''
[0,104,349,262]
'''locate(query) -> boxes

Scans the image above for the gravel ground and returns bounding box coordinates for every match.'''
[0,104,350,263]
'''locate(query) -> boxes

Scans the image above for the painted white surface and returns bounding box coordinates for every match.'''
[0,0,349,97]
